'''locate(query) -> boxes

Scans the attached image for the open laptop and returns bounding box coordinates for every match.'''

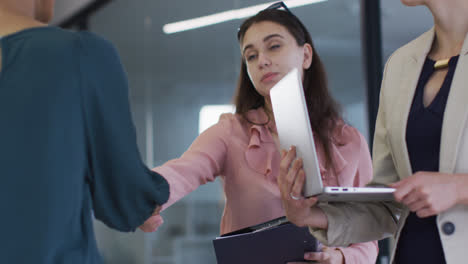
[270,68,395,202]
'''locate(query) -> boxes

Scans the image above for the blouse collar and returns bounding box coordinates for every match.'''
[244,108,349,176]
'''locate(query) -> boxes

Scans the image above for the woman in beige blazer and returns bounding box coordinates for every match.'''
[277,0,468,263]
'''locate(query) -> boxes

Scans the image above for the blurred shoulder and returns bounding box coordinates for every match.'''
[75,31,123,71]
[216,111,257,135]
[385,28,434,69]
[218,112,242,130]
[3,26,76,48]
[333,122,368,149]
[75,30,117,53]
[1,26,118,58]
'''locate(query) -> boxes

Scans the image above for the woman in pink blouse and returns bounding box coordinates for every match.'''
[140,2,378,263]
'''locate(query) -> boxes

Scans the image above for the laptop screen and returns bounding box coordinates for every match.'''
[270,68,323,197]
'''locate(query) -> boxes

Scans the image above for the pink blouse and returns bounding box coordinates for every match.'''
[154,108,378,263]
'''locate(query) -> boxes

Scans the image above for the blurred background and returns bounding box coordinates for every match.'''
[53,0,432,263]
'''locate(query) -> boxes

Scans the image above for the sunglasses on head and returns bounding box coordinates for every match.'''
[237,2,294,37]
[264,1,293,15]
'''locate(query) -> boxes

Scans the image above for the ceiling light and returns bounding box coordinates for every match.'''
[163,0,327,34]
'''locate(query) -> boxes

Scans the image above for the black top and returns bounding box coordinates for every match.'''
[0,27,169,263]
[394,55,459,263]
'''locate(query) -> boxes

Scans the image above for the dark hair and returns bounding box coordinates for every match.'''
[233,9,343,172]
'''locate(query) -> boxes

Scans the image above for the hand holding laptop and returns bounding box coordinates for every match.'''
[272,68,394,232]
[270,68,395,202]
[278,146,329,230]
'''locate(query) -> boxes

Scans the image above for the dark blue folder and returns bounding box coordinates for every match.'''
[213,217,318,264]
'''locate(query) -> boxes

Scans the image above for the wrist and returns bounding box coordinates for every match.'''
[335,248,346,264]
[456,174,468,205]
[304,206,328,230]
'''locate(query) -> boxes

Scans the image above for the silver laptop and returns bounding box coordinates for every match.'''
[270,68,394,202]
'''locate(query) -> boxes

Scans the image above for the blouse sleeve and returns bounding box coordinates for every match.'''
[154,114,232,210]
[78,32,169,232]
[338,241,379,264]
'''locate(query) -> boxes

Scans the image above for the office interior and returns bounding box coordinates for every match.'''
[53,0,433,263]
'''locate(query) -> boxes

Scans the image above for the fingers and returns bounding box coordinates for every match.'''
[400,189,421,206]
[140,224,153,233]
[396,176,431,208]
[304,251,330,262]
[279,147,304,200]
[416,207,437,218]
[139,215,164,233]
[392,172,431,202]
[288,158,303,186]
[140,218,157,233]
[304,196,319,208]
[404,186,431,211]
[394,184,435,218]
[389,178,406,188]
[152,205,162,216]
[393,178,417,202]
[281,149,287,159]
[304,247,343,264]
[391,172,457,218]
[140,206,163,232]
[289,167,304,199]
[279,146,297,178]
[278,146,297,195]
[407,199,428,212]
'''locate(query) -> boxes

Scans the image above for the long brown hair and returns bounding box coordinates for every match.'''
[234,9,343,172]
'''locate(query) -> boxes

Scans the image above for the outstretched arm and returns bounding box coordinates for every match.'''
[139,114,233,232]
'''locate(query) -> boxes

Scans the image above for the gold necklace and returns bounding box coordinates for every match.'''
[434,58,450,70]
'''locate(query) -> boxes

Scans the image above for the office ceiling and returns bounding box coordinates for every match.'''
[87,0,432,72]
[86,0,433,104]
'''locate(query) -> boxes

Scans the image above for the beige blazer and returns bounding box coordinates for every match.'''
[311,28,468,263]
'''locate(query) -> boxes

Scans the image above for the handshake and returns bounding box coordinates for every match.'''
[139,206,164,233]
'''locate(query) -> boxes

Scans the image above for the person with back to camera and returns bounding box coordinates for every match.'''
[278,0,468,263]
[140,2,378,263]
[0,0,170,263]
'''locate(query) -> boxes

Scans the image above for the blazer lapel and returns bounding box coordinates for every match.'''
[439,33,468,173]
[391,29,435,178]
[391,58,424,178]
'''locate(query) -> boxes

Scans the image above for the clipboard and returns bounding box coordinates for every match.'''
[212,216,318,264]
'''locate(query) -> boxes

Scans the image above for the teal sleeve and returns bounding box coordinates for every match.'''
[77,32,169,232]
